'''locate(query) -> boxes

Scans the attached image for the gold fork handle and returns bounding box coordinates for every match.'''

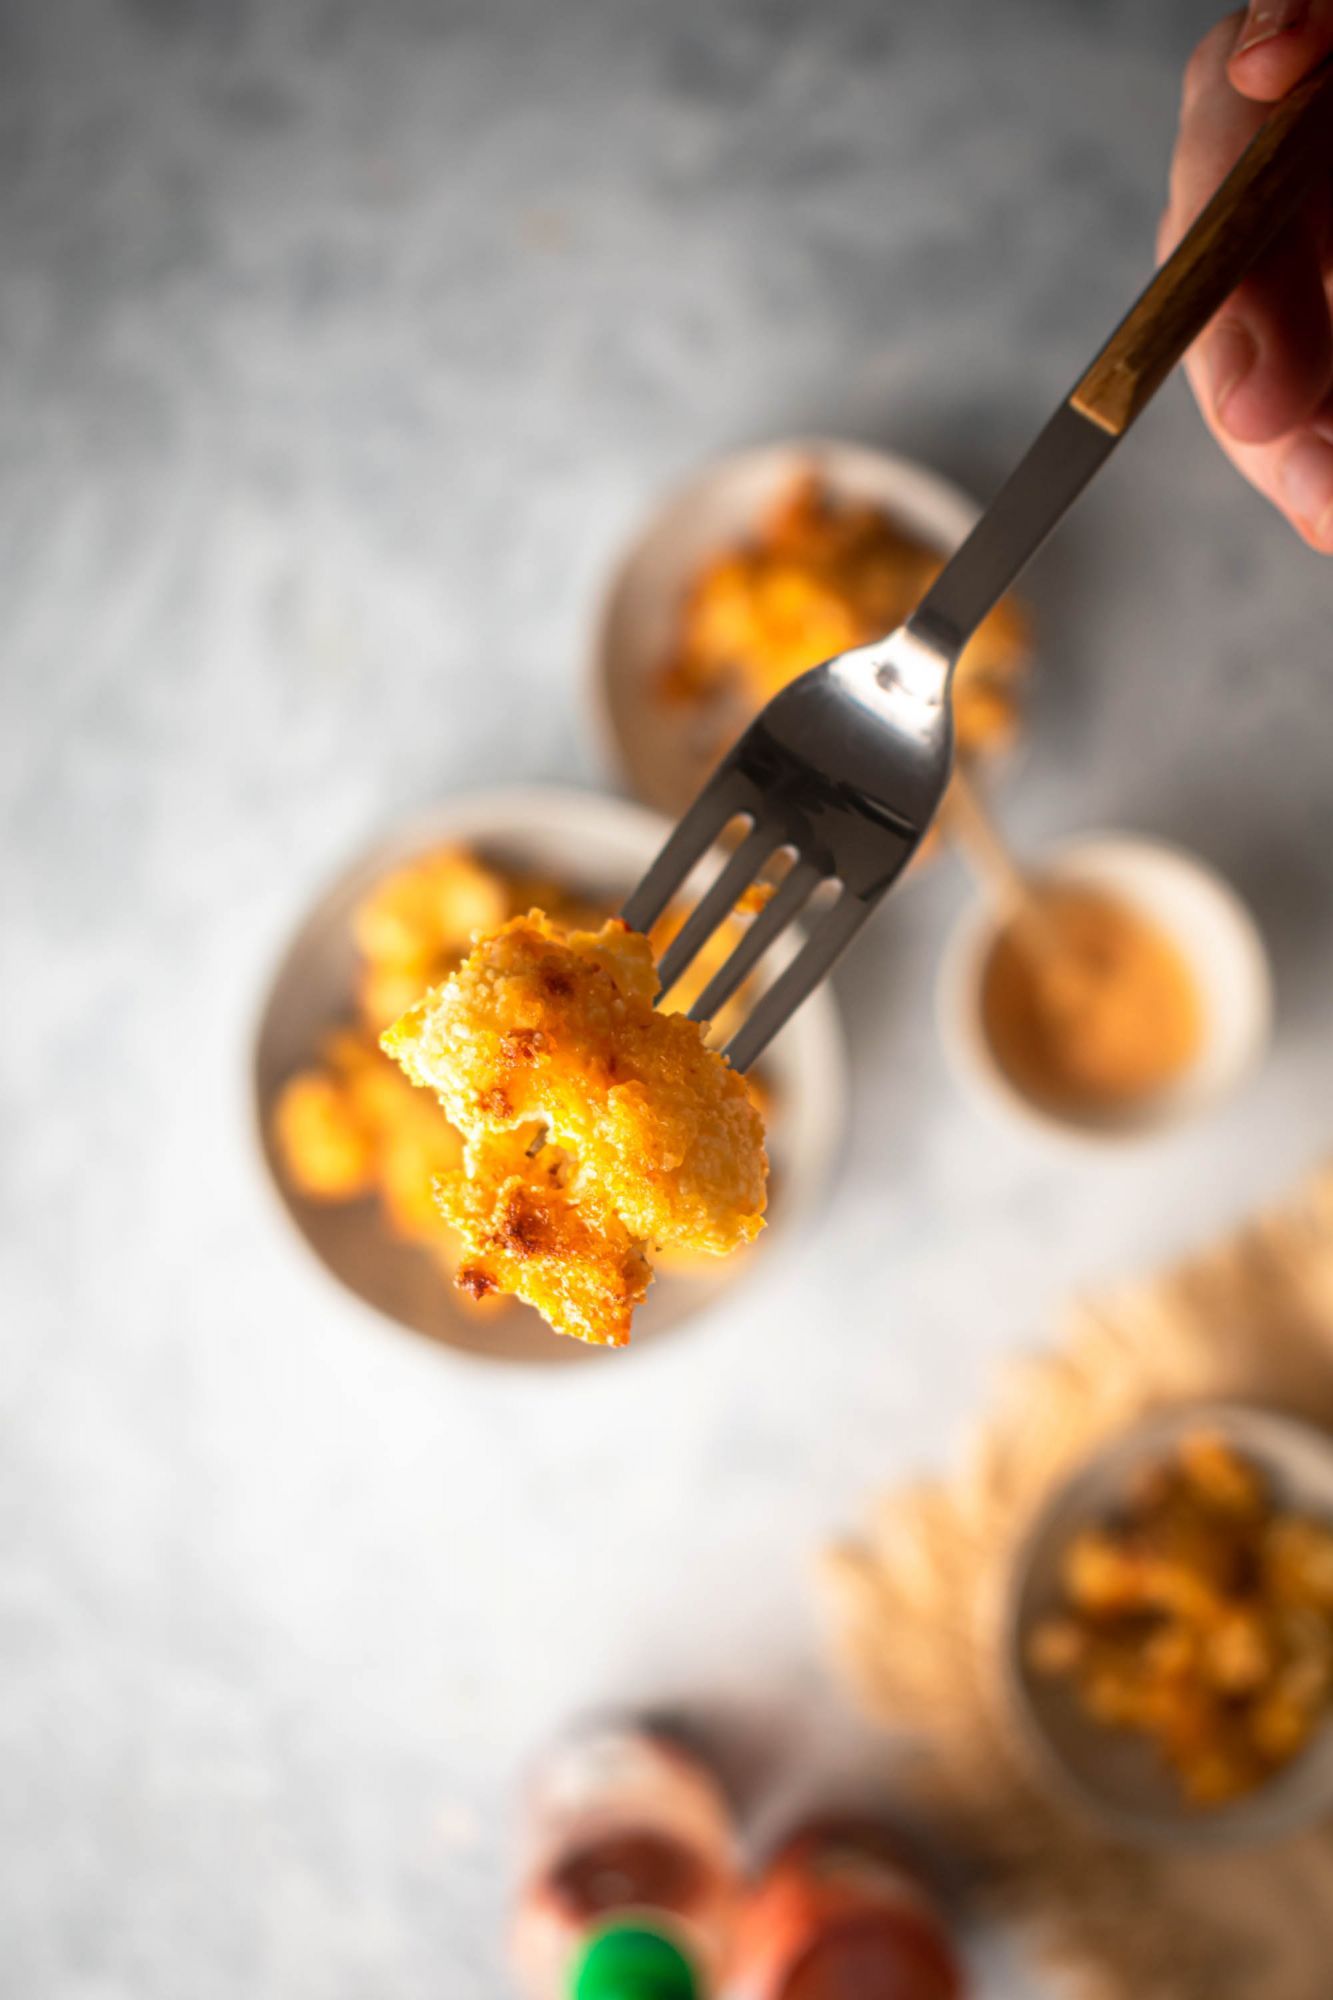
[1072,56,1333,437]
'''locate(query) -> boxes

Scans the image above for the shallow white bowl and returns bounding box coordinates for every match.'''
[1006,1401,1333,1847]
[937,834,1273,1143]
[589,437,989,818]
[252,786,847,1366]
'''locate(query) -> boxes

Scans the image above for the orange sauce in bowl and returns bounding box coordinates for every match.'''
[980,883,1203,1120]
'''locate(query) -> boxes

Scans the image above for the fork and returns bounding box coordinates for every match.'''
[622,58,1333,1073]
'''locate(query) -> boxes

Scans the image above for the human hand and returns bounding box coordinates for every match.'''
[1161,5,1333,549]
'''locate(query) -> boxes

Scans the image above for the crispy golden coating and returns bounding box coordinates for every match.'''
[273,845,774,1337]
[440,1135,651,1347]
[272,848,616,1317]
[383,913,768,1344]
[660,473,1030,761]
[1028,1431,1333,1808]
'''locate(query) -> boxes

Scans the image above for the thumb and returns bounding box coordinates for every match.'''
[1228,0,1333,100]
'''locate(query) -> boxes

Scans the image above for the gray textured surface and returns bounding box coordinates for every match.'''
[3,1,1332,1995]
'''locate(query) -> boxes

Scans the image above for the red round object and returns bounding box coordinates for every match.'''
[730,1820,964,2000]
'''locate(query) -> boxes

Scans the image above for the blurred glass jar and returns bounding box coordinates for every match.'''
[511,1721,743,2000]
[729,1819,965,2000]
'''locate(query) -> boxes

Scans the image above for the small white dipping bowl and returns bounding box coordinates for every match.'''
[589,437,992,819]
[937,835,1273,1143]
[252,786,847,1366]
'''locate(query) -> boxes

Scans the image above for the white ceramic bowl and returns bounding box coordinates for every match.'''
[589,437,993,818]
[1006,1402,1333,1847]
[252,786,847,1366]
[937,834,1273,1142]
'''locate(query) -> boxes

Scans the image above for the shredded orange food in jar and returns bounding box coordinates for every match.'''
[1028,1431,1333,1808]
[660,472,1030,761]
[383,913,768,1346]
[981,884,1202,1117]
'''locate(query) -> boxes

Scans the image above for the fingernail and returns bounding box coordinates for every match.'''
[1280,436,1333,534]
[1206,320,1257,423]
[1235,0,1309,56]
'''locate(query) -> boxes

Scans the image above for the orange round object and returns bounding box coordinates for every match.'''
[730,1821,963,2000]
[980,883,1202,1117]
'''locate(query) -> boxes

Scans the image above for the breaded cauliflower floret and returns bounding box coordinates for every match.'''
[382,912,768,1344]
[272,1070,377,1200]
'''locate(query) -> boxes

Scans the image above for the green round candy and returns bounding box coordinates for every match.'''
[570,1922,701,2000]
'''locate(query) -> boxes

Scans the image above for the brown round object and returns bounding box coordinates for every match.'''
[551,1831,708,1924]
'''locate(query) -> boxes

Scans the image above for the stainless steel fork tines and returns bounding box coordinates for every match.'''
[622,632,950,1072]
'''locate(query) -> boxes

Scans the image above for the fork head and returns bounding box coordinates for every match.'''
[621,621,957,1070]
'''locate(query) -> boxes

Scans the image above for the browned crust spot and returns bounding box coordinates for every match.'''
[503,1028,546,1061]
[457,1265,496,1301]
[498,1191,547,1258]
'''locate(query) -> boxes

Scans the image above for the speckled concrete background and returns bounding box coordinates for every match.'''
[3,1,1331,1995]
